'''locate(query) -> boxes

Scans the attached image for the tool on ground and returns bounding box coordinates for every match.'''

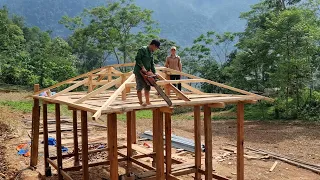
[139,68,172,106]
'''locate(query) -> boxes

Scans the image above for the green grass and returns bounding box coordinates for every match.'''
[117,110,153,121]
[0,100,71,116]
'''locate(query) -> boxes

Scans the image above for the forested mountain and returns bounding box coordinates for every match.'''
[0,0,259,46]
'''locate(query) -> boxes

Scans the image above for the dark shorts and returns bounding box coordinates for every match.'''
[135,74,151,91]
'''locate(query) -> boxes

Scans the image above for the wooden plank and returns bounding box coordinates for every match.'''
[42,103,50,176]
[75,77,122,104]
[203,105,212,180]
[72,110,79,166]
[237,102,244,180]
[92,74,135,120]
[194,106,201,180]
[55,104,63,180]
[132,111,137,144]
[108,113,119,180]
[51,79,88,98]
[30,84,40,167]
[181,83,204,94]
[127,111,133,176]
[165,112,172,179]
[155,109,165,180]
[208,102,226,108]
[81,111,89,180]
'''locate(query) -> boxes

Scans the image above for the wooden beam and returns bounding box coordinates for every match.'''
[155,109,165,180]
[160,107,174,114]
[152,110,157,168]
[165,112,172,179]
[237,102,245,180]
[208,102,226,108]
[156,79,206,85]
[121,74,127,101]
[55,104,63,180]
[47,158,58,170]
[72,110,79,166]
[88,75,93,93]
[132,111,137,144]
[74,77,122,104]
[81,111,89,180]
[126,111,133,176]
[42,103,51,176]
[92,74,135,120]
[204,105,213,180]
[181,83,204,94]
[194,106,201,180]
[157,74,190,101]
[60,170,72,180]
[108,113,119,180]
[30,84,40,167]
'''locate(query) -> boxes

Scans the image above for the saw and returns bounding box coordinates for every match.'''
[140,70,172,106]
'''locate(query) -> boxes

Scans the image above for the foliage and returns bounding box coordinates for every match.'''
[61,0,159,72]
[0,7,77,87]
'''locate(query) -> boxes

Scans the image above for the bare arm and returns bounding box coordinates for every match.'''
[178,57,182,71]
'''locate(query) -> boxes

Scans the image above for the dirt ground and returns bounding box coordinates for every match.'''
[0,92,319,180]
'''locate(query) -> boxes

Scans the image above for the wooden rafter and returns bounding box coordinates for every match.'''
[51,79,89,98]
[92,74,135,120]
[74,77,122,104]
[181,83,205,94]
[160,67,273,102]
[156,73,190,101]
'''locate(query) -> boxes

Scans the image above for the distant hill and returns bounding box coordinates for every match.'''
[0,0,260,46]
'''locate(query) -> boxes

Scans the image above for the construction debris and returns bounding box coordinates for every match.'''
[269,161,278,172]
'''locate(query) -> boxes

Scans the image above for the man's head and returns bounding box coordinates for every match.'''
[149,39,160,52]
[170,46,177,55]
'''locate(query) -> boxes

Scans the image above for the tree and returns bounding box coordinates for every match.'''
[61,0,159,72]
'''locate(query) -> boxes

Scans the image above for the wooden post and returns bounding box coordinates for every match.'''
[203,105,213,180]
[155,108,165,180]
[165,112,172,179]
[55,104,63,180]
[107,67,112,82]
[108,113,119,180]
[126,111,133,176]
[121,74,127,100]
[30,84,40,167]
[88,74,93,93]
[81,111,89,180]
[132,111,137,144]
[152,110,157,168]
[73,110,79,166]
[194,106,201,180]
[43,103,51,176]
[237,102,245,180]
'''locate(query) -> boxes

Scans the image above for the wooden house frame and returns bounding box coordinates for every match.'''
[29,63,272,180]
